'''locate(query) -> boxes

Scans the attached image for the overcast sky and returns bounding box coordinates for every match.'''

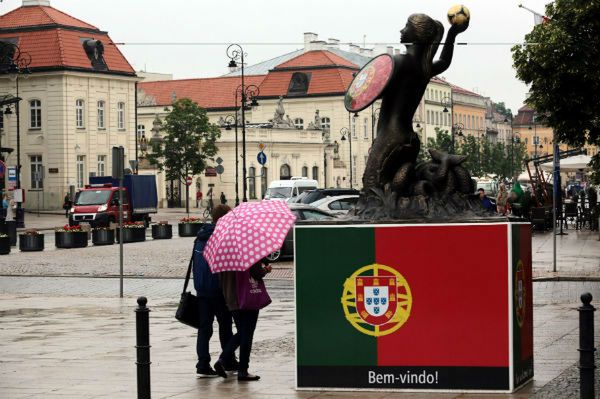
[2,0,551,113]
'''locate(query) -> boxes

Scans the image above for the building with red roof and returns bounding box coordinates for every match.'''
[0,0,138,211]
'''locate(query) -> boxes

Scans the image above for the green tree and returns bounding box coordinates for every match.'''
[512,0,600,182]
[456,135,482,177]
[494,102,513,119]
[147,98,221,204]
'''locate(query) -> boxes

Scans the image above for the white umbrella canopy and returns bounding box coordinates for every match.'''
[539,154,592,172]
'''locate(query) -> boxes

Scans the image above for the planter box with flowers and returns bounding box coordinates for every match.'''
[19,230,45,252]
[0,233,10,255]
[92,227,115,246]
[178,217,203,237]
[116,222,147,243]
[55,225,89,249]
[152,221,173,240]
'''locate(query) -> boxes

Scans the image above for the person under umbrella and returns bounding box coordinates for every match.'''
[204,200,296,381]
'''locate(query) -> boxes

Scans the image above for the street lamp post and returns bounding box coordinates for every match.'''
[227,44,259,203]
[452,122,464,153]
[340,127,353,189]
[370,105,380,144]
[222,114,239,205]
[1,42,31,227]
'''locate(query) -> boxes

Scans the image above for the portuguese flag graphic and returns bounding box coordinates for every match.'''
[295,223,532,391]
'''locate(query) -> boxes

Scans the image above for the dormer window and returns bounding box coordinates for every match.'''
[81,39,108,71]
[287,72,311,96]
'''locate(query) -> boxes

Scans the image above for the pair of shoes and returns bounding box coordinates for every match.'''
[237,372,260,381]
[196,367,218,378]
[213,360,228,378]
[224,359,239,373]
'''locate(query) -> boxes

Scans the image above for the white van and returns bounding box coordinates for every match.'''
[264,177,318,201]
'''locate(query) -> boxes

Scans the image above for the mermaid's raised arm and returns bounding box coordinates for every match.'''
[431,22,468,76]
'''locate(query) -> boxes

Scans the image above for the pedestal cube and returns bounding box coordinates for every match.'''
[295,222,533,393]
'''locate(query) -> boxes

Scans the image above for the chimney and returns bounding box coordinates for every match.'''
[23,0,51,5]
[327,38,340,49]
[303,32,318,52]
[308,40,327,51]
[386,46,394,55]
[394,48,401,55]
[348,44,360,54]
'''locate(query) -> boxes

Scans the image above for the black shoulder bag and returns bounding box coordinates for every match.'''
[175,251,201,329]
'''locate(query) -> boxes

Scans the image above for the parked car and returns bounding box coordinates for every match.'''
[266,204,334,262]
[292,188,360,205]
[311,195,359,215]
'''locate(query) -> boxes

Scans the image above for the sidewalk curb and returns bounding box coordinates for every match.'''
[533,276,600,282]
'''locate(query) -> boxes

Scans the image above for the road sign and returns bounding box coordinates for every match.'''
[257,151,267,165]
[215,165,225,175]
[0,160,5,179]
[216,157,224,165]
[7,166,16,190]
[205,167,217,177]
[258,143,266,151]
[185,176,193,186]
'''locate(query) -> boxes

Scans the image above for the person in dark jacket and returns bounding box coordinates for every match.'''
[214,259,271,381]
[193,204,237,377]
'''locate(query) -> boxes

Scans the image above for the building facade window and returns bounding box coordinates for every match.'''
[320,117,331,131]
[427,110,431,124]
[30,99,42,129]
[351,117,357,138]
[97,100,105,129]
[352,155,357,184]
[280,164,291,180]
[312,166,318,181]
[76,99,85,128]
[248,166,256,199]
[293,118,304,129]
[435,112,439,126]
[137,124,145,139]
[363,118,368,139]
[30,155,43,190]
[117,102,125,130]
[0,112,4,131]
[302,166,308,177]
[261,167,267,198]
[76,155,86,188]
[97,155,106,177]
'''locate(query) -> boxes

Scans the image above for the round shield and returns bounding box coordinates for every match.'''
[345,53,394,113]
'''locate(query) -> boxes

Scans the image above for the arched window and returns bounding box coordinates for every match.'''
[260,167,268,198]
[76,99,85,128]
[294,118,304,129]
[320,117,331,131]
[30,99,42,128]
[301,166,308,177]
[97,100,105,128]
[248,166,256,199]
[312,166,319,181]
[280,164,291,180]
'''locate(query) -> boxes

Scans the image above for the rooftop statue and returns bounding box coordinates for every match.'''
[345,7,483,219]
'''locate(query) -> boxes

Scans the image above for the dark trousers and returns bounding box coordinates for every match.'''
[220,310,259,373]
[196,296,234,370]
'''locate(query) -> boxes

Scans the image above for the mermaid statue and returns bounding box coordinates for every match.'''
[350,12,483,219]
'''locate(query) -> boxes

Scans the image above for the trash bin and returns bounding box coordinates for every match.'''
[0,220,17,246]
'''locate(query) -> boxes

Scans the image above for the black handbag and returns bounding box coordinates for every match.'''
[175,252,201,329]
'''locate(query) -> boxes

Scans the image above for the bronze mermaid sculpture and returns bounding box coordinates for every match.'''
[356,14,481,219]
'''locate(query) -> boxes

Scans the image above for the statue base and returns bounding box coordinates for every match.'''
[295,219,533,393]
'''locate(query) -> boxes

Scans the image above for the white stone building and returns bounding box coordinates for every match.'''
[0,0,137,210]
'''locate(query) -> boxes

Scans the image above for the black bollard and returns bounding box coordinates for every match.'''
[135,296,151,399]
[578,292,596,399]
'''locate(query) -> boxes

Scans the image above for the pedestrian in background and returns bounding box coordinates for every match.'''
[478,188,494,213]
[193,204,238,377]
[496,184,508,215]
[220,192,227,205]
[196,191,203,208]
[3,193,15,222]
[62,193,72,218]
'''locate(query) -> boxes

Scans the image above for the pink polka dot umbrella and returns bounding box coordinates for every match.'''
[204,200,297,273]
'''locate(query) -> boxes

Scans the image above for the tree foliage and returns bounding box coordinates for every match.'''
[512,0,600,182]
[422,128,526,179]
[147,98,221,182]
[494,102,513,119]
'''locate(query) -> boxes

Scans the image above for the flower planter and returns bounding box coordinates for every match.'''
[19,234,45,252]
[55,231,89,249]
[116,227,147,243]
[178,223,203,237]
[0,236,10,255]
[92,229,115,246]
[152,224,172,240]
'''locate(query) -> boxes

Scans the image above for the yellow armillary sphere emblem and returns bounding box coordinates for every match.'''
[341,263,412,337]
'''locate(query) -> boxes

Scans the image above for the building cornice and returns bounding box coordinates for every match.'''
[0,24,107,35]
[270,65,358,73]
